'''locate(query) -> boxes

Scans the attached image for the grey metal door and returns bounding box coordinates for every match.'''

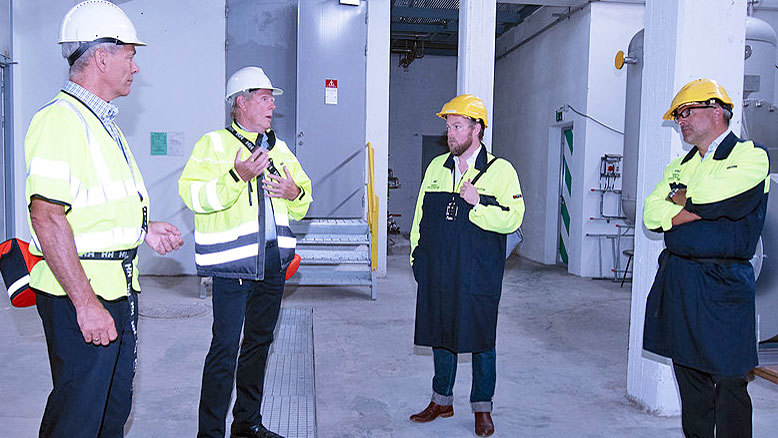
[226,0,298,143]
[296,0,367,218]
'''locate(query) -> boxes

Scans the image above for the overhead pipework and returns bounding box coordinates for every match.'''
[389,0,539,67]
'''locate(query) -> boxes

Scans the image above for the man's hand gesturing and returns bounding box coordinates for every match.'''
[234,148,269,182]
[263,166,301,201]
[459,179,480,206]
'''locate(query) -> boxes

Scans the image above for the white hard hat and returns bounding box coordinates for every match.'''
[226,66,283,101]
[59,1,145,66]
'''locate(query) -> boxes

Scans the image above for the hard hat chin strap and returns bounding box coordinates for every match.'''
[67,37,126,66]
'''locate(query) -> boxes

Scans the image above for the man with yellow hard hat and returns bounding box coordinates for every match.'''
[24,1,183,436]
[643,79,770,437]
[408,94,524,437]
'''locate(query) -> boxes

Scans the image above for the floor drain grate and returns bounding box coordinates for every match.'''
[227,307,317,437]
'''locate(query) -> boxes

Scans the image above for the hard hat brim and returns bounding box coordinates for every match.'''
[225,87,284,101]
[436,110,488,128]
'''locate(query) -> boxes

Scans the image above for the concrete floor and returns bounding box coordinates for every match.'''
[2,237,778,437]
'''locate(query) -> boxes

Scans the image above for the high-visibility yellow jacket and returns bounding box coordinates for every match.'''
[644,133,769,234]
[643,131,770,376]
[409,146,524,352]
[178,123,312,279]
[25,91,149,300]
[410,147,524,265]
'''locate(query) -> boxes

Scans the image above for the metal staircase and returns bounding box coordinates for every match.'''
[287,218,377,300]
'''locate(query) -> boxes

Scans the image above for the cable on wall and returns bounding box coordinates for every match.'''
[561,104,625,136]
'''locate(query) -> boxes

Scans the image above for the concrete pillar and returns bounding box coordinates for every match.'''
[457,0,496,151]
[627,0,746,414]
[366,0,390,276]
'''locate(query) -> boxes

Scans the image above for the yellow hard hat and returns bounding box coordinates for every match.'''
[663,79,733,120]
[437,94,488,128]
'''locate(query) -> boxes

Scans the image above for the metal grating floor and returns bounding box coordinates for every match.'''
[228,307,317,438]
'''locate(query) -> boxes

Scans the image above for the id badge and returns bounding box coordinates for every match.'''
[445,197,458,221]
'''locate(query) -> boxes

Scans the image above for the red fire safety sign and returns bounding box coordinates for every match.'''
[325,79,338,105]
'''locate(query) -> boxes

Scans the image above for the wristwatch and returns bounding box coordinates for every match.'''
[667,187,679,203]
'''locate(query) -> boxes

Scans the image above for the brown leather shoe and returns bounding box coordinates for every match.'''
[409,401,454,423]
[474,412,494,437]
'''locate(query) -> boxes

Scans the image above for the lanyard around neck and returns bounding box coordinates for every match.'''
[226,125,281,176]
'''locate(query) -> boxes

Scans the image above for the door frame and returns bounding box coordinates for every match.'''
[545,121,573,266]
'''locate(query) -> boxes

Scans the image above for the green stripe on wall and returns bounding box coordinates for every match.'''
[561,201,570,232]
[564,128,573,154]
[563,158,572,196]
[559,235,569,264]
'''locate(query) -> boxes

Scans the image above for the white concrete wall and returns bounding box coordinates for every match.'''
[458,0,496,151]
[494,3,643,277]
[366,0,390,276]
[494,6,591,267]
[577,3,644,277]
[11,0,225,276]
[388,54,457,235]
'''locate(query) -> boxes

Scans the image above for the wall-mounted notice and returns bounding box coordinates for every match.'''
[150,132,167,155]
[150,131,185,156]
[167,131,184,156]
[325,79,338,105]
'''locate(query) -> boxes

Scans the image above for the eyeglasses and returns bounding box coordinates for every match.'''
[673,105,714,120]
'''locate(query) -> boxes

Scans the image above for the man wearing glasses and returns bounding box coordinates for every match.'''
[179,66,312,438]
[643,79,770,437]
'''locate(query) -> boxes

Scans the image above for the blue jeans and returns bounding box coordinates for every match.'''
[36,291,138,438]
[197,243,285,438]
[431,347,496,413]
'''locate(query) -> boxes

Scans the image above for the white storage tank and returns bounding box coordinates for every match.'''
[744,16,777,102]
[619,29,643,224]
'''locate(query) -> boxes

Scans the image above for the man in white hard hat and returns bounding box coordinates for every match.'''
[24,1,183,437]
[179,66,312,438]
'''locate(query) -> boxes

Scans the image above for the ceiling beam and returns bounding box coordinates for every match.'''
[497,0,588,6]
[392,22,458,33]
[392,7,458,20]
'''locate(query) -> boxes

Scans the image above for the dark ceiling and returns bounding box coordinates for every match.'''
[391,0,540,66]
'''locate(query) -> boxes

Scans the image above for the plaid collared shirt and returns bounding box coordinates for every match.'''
[62,81,125,153]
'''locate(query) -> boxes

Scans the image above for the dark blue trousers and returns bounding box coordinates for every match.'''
[432,347,496,412]
[36,291,138,438]
[198,244,285,438]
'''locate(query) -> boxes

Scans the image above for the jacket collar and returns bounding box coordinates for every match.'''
[232,121,260,143]
[680,131,740,164]
[443,143,488,171]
